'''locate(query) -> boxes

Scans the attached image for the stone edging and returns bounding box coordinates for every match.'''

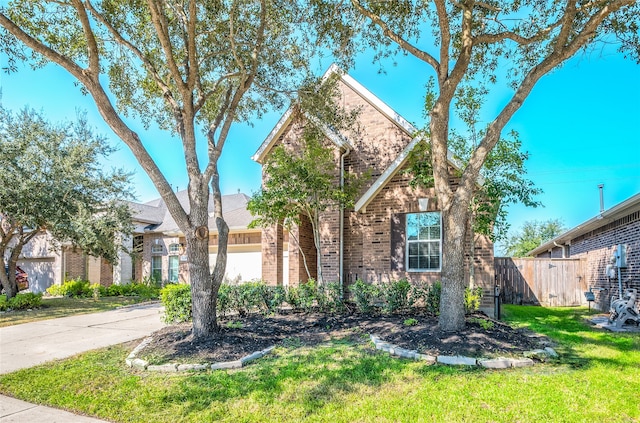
[125,337,275,372]
[369,334,558,369]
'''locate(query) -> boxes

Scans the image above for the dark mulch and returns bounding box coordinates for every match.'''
[139,310,551,365]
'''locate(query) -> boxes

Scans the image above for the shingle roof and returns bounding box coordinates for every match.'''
[131,191,255,235]
[528,192,640,256]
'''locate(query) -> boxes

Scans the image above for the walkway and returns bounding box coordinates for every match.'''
[0,302,165,422]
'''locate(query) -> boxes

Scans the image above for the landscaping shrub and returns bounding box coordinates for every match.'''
[296,279,318,312]
[217,281,284,317]
[227,281,264,316]
[425,281,442,315]
[349,279,379,314]
[217,283,232,317]
[0,292,43,311]
[464,286,484,314]
[46,278,92,298]
[381,278,412,313]
[160,283,191,323]
[285,286,301,310]
[317,281,344,313]
[259,284,286,315]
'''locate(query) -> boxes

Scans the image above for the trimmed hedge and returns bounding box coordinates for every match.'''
[0,292,43,311]
[46,278,161,300]
[158,279,484,323]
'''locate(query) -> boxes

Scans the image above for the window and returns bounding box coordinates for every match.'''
[168,243,181,254]
[151,256,163,282]
[151,244,163,254]
[406,212,441,271]
[168,256,179,283]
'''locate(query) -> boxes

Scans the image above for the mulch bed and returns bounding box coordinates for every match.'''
[138,310,551,365]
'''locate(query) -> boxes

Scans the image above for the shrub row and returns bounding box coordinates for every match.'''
[46,278,161,300]
[160,279,484,324]
[0,292,43,311]
[350,279,484,315]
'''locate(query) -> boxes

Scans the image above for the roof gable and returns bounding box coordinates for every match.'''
[253,64,468,213]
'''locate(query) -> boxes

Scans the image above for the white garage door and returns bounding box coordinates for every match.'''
[209,251,262,282]
[17,258,55,293]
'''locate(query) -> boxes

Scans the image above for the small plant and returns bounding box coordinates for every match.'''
[425,281,442,315]
[403,318,418,326]
[285,286,301,310]
[225,321,243,329]
[259,284,286,315]
[160,283,192,323]
[470,317,494,330]
[349,279,379,314]
[381,279,412,313]
[90,283,103,300]
[317,281,344,313]
[464,286,484,314]
[297,279,318,312]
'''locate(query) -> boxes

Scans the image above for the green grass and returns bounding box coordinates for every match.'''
[0,296,154,327]
[1,305,639,422]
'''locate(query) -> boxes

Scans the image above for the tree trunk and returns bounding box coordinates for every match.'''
[188,233,215,337]
[438,202,469,331]
[0,263,17,299]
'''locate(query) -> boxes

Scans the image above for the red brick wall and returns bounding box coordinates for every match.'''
[262,223,283,286]
[100,259,113,286]
[259,76,495,311]
[568,210,640,309]
[63,248,86,281]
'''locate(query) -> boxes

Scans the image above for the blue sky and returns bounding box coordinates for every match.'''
[1,45,638,249]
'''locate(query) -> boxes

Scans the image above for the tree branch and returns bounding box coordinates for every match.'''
[350,0,440,71]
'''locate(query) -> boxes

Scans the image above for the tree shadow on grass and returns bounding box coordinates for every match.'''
[158,339,417,419]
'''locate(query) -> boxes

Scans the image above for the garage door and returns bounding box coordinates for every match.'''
[17,258,55,293]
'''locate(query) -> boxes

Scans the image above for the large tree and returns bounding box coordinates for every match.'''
[0,0,323,337]
[0,106,132,298]
[314,0,639,330]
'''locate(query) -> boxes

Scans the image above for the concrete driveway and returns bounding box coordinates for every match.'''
[0,302,165,422]
[0,302,165,375]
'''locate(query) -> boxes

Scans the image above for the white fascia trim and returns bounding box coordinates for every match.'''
[355,135,423,213]
[337,69,418,136]
[527,192,640,257]
[252,107,295,164]
[331,65,470,182]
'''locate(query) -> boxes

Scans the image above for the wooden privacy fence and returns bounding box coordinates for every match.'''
[494,257,588,307]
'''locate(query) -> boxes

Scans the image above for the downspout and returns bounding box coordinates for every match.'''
[553,241,566,258]
[339,146,351,299]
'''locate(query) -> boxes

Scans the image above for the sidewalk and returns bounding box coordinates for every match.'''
[0,302,165,422]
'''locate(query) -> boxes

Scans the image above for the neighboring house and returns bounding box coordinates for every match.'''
[529,192,640,310]
[253,65,495,313]
[10,191,261,292]
[126,190,261,285]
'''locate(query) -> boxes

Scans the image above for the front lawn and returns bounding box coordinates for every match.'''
[0,305,638,422]
[0,296,155,327]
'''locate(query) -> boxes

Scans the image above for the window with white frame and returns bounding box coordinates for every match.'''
[168,256,179,283]
[406,212,441,271]
[151,244,163,254]
[168,243,181,254]
[151,256,163,282]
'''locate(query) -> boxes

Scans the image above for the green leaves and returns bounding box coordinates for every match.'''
[502,218,566,257]
[0,106,133,264]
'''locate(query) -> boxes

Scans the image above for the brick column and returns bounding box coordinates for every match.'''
[262,223,283,285]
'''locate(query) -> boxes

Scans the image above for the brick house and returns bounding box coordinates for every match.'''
[11,190,262,292]
[253,66,495,313]
[529,192,640,310]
